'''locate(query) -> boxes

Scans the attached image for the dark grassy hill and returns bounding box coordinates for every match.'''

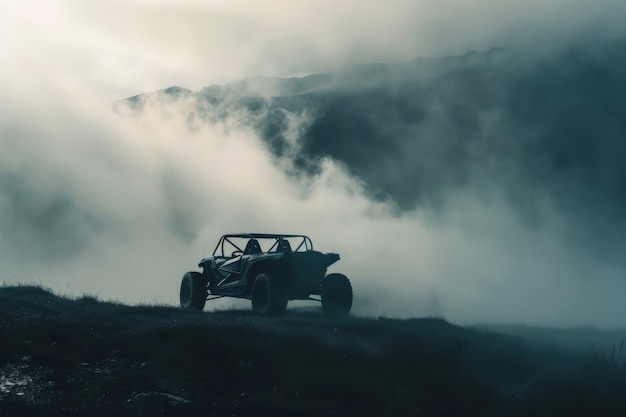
[2,285,624,416]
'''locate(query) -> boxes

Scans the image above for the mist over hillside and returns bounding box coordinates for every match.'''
[120,38,626,253]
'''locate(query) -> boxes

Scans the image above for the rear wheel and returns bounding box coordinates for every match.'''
[180,271,207,310]
[321,273,352,317]
[251,273,288,316]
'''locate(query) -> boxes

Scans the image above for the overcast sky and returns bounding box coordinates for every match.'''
[3,0,626,97]
[1,0,626,327]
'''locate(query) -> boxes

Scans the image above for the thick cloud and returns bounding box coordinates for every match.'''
[2,80,626,327]
[2,0,626,326]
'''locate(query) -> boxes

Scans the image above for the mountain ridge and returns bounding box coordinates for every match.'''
[120,45,514,102]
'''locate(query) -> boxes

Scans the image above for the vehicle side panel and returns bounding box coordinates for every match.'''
[200,250,339,300]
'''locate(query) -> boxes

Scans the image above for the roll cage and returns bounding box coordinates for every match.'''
[212,233,314,258]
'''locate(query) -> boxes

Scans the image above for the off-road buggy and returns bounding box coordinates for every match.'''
[179,233,353,316]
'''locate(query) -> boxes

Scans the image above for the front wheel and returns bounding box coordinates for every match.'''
[321,273,353,317]
[180,271,207,310]
[251,273,288,316]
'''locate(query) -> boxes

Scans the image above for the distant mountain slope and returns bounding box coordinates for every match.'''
[117,38,626,243]
[200,73,332,100]
[1,285,626,416]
